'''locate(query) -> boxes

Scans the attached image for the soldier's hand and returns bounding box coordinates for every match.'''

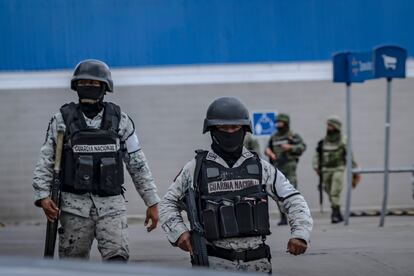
[40,198,59,222]
[177,231,193,254]
[145,203,159,232]
[280,144,293,151]
[287,238,307,256]
[265,148,277,161]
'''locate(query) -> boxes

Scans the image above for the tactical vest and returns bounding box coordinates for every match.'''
[270,131,301,165]
[321,140,346,168]
[60,102,124,196]
[195,151,271,241]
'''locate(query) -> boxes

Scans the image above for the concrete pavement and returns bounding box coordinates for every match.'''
[0,214,413,275]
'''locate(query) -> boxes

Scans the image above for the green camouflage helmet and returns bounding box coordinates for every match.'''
[327,115,342,130]
[276,113,290,125]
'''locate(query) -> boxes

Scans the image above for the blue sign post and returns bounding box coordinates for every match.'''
[333,51,362,224]
[333,50,376,225]
[252,111,276,136]
[372,45,407,227]
[333,45,407,227]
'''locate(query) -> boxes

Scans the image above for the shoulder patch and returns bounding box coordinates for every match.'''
[125,132,141,153]
[206,151,218,161]
[242,151,254,159]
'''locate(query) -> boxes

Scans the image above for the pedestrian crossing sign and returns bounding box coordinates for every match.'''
[252,111,276,136]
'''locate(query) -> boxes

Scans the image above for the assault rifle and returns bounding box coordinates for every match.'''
[185,186,209,267]
[44,130,64,258]
[316,140,324,213]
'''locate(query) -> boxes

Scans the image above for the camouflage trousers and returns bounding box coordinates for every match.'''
[58,207,129,260]
[209,256,272,274]
[322,170,344,208]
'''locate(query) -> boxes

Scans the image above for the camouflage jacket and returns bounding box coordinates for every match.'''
[312,136,357,172]
[268,130,306,167]
[159,147,313,251]
[32,104,160,218]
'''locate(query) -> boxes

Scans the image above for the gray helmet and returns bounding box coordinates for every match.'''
[71,59,113,92]
[203,97,252,133]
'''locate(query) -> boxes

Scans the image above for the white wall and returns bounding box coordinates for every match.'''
[1,65,413,221]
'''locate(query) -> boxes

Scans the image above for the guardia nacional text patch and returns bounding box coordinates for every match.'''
[73,144,117,153]
[208,179,260,193]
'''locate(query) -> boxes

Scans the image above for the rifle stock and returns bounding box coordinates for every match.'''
[44,131,64,258]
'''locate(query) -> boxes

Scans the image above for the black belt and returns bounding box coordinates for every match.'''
[207,244,271,262]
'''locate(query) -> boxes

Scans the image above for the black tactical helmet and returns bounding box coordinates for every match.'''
[71,59,113,92]
[203,97,252,133]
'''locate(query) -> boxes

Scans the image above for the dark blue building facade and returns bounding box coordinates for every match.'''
[0,0,412,71]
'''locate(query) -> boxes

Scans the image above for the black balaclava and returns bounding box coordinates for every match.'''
[211,128,246,167]
[326,129,341,143]
[77,85,105,119]
[276,122,289,135]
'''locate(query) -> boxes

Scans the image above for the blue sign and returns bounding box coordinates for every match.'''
[373,45,407,79]
[333,51,374,83]
[252,111,276,136]
[347,51,374,83]
[333,52,349,83]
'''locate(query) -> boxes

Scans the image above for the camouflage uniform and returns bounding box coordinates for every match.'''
[159,147,313,274]
[268,131,306,188]
[312,116,356,222]
[267,113,306,188]
[33,108,160,260]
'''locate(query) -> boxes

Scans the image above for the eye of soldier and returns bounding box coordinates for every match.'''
[217,125,242,133]
[78,80,101,87]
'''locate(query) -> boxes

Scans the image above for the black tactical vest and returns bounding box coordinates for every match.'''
[196,151,271,241]
[60,102,124,196]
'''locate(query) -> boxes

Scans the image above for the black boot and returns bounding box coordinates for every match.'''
[278,213,288,226]
[331,206,344,224]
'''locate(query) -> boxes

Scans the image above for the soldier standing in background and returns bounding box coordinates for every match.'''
[160,97,312,273]
[32,59,160,261]
[313,116,359,224]
[265,113,306,225]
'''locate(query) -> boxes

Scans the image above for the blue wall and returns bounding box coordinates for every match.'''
[0,0,413,71]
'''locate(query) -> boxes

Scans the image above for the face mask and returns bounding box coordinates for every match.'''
[77,86,104,102]
[326,129,341,142]
[277,125,289,134]
[327,129,339,135]
[211,128,245,153]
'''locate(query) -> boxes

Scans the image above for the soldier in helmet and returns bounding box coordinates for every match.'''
[159,97,313,273]
[264,113,306,225]
[312,116,358,224]
[32,59,160,261]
